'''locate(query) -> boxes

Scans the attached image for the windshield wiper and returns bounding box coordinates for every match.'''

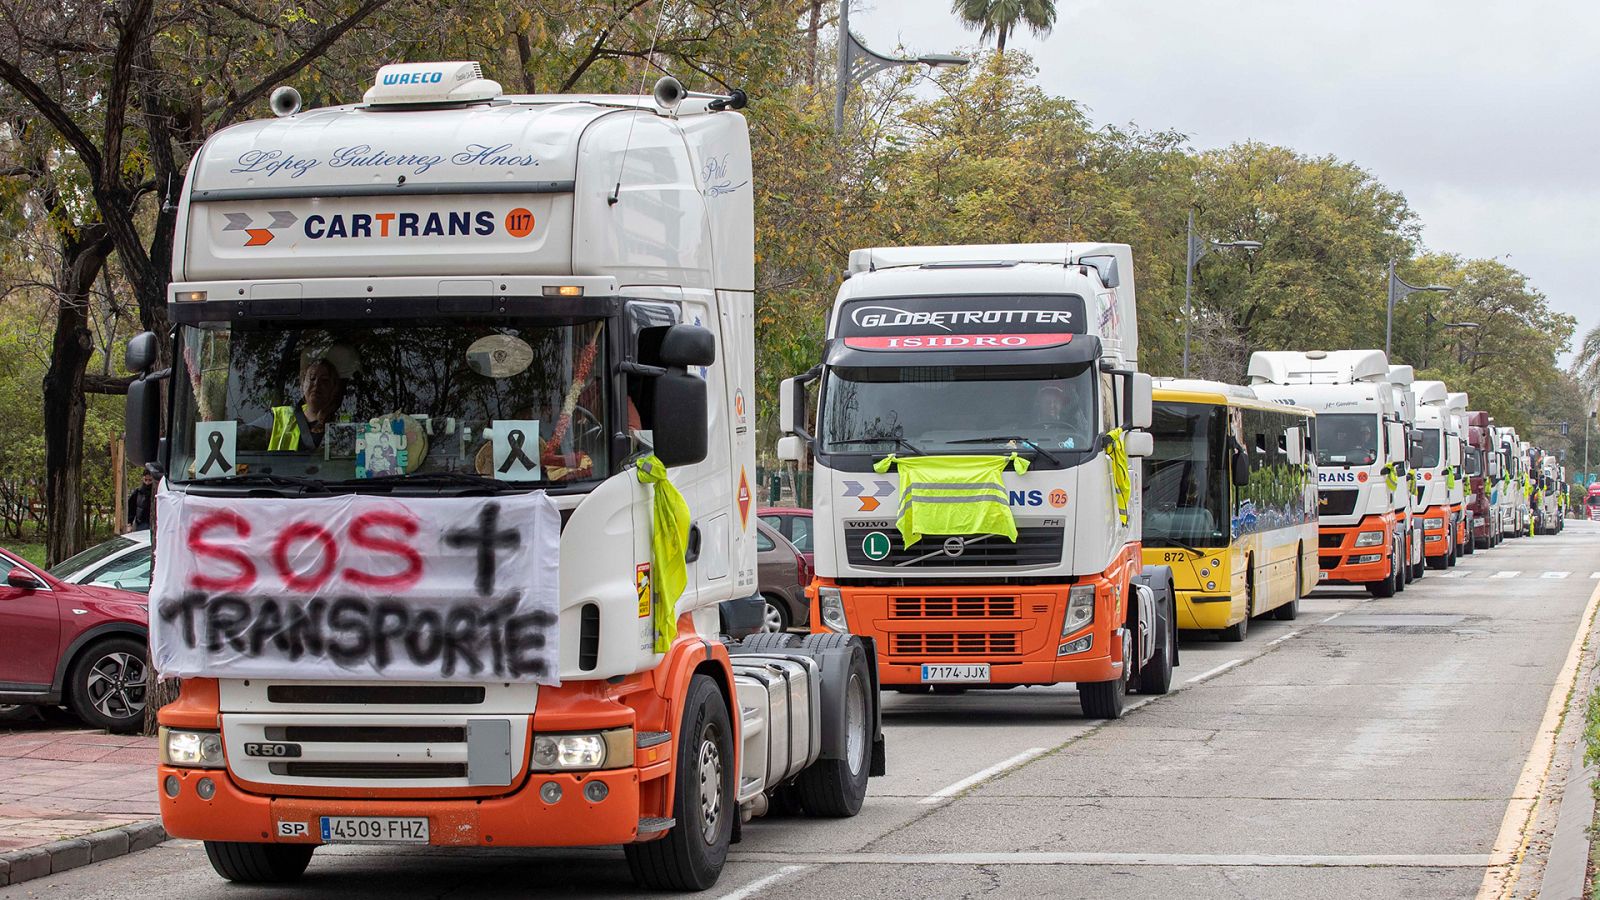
[340,472,517,492]
[183,473,328,492]
[832,436,927,456]
[947,435,1063,466]
[1156,539,1205,558]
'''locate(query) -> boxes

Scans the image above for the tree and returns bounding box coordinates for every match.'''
[1571,323,1600,396]
[950,0,1057,51]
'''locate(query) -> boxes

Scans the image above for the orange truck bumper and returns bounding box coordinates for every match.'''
[1422,505,1453,560]
[811,574,1126,687]
[1317,516,1393,585]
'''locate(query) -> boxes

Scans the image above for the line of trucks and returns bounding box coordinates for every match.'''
[121,63,1573,891]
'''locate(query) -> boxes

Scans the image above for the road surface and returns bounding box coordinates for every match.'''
[8,522,1597,900]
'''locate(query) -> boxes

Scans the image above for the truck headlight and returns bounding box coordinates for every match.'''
[1354,531,1384,547]
[534,734,606,770]
[1062,584,1095,635]
[818,586,849,633]
[1425,517,1444,528]
[160,727,224,769]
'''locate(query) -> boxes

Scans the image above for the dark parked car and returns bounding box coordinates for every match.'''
[0,545,150,732]
[757,519,810,633]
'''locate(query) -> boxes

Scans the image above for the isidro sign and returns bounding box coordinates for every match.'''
[149,491,561,684]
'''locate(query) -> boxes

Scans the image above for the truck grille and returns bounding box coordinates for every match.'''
[890,632,1021,656]
[1318,533,1344,549]
[265,685,485,705]
[1318,490,1358,517]
[270,762,468,779]
[844,526,1063,568]
[892,596,1018,618]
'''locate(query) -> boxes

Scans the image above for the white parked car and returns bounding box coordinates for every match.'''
[48,530,153,593]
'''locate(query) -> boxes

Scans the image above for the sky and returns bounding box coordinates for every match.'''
[849,0,1599,363]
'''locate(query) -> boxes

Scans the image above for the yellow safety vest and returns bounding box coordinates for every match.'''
[1106,428,1131,525]
[874,453,1030,547]
[268,406,300,450]
[636,455,689,653]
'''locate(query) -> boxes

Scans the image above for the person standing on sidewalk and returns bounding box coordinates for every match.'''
[126,467,153,530]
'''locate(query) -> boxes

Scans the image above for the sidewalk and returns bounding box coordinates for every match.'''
[0,717,159,855]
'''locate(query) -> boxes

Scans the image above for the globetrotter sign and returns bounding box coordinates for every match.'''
[838,295,1087,352]
[150,490,561,684]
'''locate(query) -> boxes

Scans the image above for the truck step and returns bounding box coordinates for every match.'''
[637,817,675,835]
[635,731,672,748]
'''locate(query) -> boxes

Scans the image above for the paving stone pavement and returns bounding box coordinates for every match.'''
[0,714,158,856]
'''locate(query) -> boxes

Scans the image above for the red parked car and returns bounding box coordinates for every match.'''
[0,545,150,733]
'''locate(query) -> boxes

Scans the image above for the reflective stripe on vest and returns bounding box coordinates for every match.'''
[874,452,1030,547]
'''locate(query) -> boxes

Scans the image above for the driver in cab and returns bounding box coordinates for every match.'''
[263,358,345,451]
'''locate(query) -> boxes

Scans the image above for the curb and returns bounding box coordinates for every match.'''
[0,820,167,887]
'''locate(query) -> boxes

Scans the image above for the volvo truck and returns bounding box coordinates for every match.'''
[1248,350,1411,597]
[126,62,883,891]
[777,243,1178,720]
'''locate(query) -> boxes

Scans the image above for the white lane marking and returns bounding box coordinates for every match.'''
[1185,658,1244,684]
[1475,579,1600,899]
[1491,571,1521,579]
[1266,630,1302,646]
[713,864,811,900]
[1591,572,1600,579]
[1542,571,1571,579]
[728,851,1490,869]
[919,747,1049,804]
[1438,571,1470,579]
[1319,613,1343,624]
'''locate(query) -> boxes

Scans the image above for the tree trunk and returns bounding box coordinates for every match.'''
[806,0,823,86]
[42,228,113,566]
[997,26,1008,52]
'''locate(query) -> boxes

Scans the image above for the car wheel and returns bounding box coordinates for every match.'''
[67,637,148,734]
[760,594,791,633]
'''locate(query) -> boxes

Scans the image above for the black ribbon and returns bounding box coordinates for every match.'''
[198,430,232,476]
[497,429,537,474]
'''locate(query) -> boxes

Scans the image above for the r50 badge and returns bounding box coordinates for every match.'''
[244,742,302,758]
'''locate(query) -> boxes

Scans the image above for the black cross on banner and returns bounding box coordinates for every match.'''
[198,430,232,476]
[498,429,537,474]
[444,503,520,596]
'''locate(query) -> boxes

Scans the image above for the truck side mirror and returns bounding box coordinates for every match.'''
[776,435,805,462]
[650,370,707,466]
[779,377,797,434]
[1128,372,1153,430]
[658,324,715,368]
[1230,441,1251,487]
[124,330,161,466]
[1122,430,1153,458]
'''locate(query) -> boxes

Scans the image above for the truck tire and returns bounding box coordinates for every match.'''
[625,674,734,891]
[736,632,800,652]
[1368,552,1397,598]
[1079,630,1131,719]
[795,633,872,818]
[1135,593,1174,695]
[203,842,314,883]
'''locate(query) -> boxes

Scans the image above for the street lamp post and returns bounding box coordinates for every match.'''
[1181,210,1262,378]
[834,1,969,130]
[1384,258,1452,359]
[1421,308,1478,369]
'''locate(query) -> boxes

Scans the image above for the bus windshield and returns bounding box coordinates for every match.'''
[170,317,613,487]
[1142,401,1229,546]
[1316,413,1379,466]
[820,362,1097,455]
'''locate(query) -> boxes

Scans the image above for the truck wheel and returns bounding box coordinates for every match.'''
[1135,594,1174,695]
[67,637,148,734]
[795,633,872,818]
[1079,630,1131,719]
[625,674,733,891]
[737,632,800,652]
[1368,553,1397,598]
[203,841,314,883]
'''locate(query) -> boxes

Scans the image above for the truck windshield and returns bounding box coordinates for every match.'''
[1142,401,1228,546]
[170,318,612,486]
[1410,428,1442,468]
[820,362,1095,455]
[1315,413,1378,466]
[1464,447,1482,476]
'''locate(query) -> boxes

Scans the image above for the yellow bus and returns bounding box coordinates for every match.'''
[1140,380,1319,641]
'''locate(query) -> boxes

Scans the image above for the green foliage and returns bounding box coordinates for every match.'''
[950,0,1058,50]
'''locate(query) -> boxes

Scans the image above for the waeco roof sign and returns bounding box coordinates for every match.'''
[838,295,1085,352]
